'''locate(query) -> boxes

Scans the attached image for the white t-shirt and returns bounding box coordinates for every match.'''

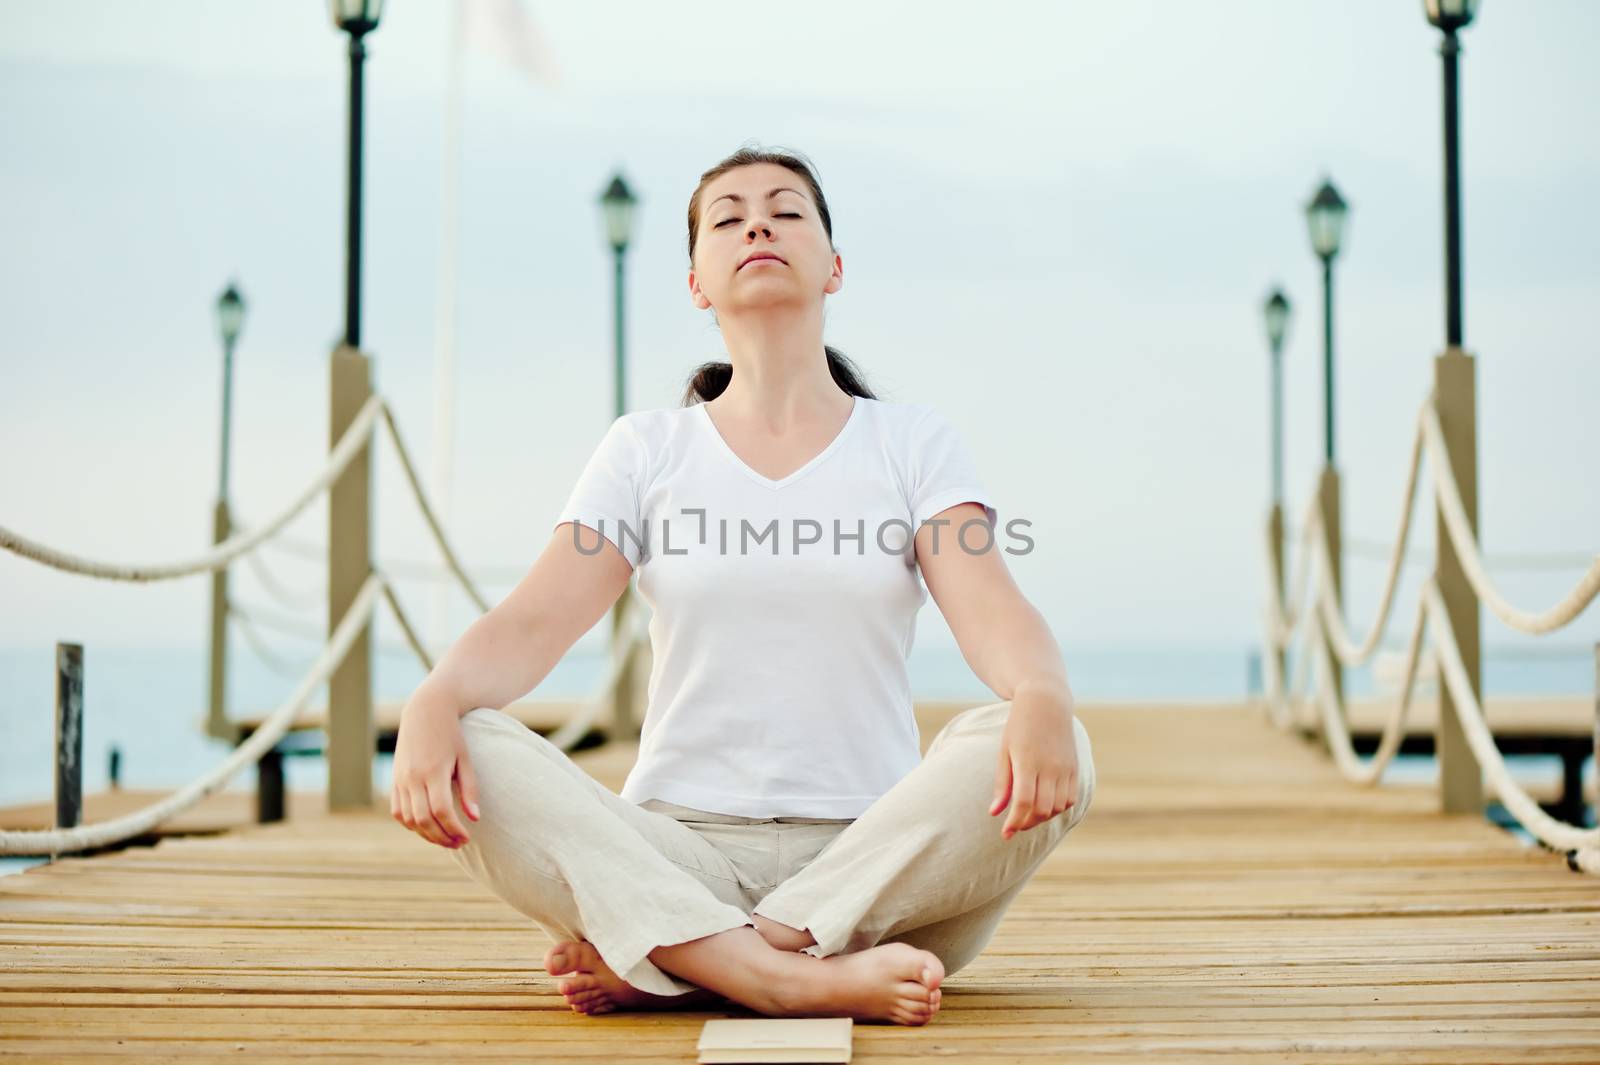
[553,395,997,819]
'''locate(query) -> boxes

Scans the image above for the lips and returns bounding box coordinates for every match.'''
[740,252,786,270]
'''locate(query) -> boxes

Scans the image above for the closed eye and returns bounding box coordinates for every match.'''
[714,212,802,228]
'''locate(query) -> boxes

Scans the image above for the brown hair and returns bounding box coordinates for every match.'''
[679,145,877,406]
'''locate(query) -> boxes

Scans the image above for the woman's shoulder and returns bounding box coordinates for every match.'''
[858,396,953,439]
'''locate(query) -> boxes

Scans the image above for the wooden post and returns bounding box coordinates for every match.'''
[1317,464,1344,740]
[258,748,285,824]
[1268,502,1287,706]
[329,343,374,810]
[55,642,84,830]
[205,500,237,742]
[1434,347,1484,814]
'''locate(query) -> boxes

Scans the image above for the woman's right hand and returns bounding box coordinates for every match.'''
[391,696,481,849]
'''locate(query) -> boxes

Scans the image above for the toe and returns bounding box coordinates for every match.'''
[546,941,578,974]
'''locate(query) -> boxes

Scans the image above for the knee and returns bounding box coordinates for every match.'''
[1065,717,1096,824]
[927,700,1012,757]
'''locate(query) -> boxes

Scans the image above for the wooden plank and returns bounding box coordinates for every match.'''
[1,702,1596,1061]
[1343,694,1593,739]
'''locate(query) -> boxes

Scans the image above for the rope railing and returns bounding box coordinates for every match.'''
[1260,390,1600,874]
[375,403,490,614]
[0,395,384,582]
[1,393,655,855]
[1419,401,1600,634]
[0,574,385,857]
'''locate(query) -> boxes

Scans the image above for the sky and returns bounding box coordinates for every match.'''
[1,0,1596,667]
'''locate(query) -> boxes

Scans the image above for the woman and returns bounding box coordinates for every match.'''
[390,146,1095,1027]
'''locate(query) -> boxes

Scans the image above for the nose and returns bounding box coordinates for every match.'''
[746,216,773,241]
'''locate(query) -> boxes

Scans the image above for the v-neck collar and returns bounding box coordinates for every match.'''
[696,397,864,490]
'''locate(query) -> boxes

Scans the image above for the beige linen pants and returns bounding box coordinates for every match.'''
[450,700,1096,996]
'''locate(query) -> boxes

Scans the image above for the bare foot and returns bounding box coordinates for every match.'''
[545,940,723,1015]
[778,942,944,1026]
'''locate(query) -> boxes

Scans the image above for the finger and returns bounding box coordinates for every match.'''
[396,786,415,830]
[1030,777,1058,831]
[411,786,452,847]
[990,745,1013,816]
[402,787,447,847]
[1057,769,1078,815]
[455,750,481,822]
[432,775,470,841]
[1003,768,1036,838]
[427,779,468,845]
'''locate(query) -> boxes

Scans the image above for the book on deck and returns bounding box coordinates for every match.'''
[696,1017,854,1063]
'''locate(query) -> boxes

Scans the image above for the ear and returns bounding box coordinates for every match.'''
[688,268,712,311]
[823,251,843,296]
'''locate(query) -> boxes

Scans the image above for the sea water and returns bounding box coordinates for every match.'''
[2,641,1593,876]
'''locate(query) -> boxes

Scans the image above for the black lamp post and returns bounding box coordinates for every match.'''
[1424,0,1480,348]
[1304,178,1348,465]
[599,173,638,419]
[329,0,383,350]
[597,172,640,739]
[208,280,246,744]
[215,282,245,503]
[1262,288,1291,511]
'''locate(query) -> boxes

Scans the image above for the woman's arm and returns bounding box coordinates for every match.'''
[914,502,1078,842]
[408,522,634,717]
[914,502,1072,708]
[392,522,632,849]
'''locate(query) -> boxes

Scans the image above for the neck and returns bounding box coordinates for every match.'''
[713,302,848,430]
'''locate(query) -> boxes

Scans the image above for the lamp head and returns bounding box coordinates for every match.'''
[1423,0,1480,32]
[599,172,638,252]
[329,0,382,34]
[1305,178,1348,262]
[216,282,246,347]
[1263,288,1290,355]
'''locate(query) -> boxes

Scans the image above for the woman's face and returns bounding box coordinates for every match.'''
[689,162,842,314]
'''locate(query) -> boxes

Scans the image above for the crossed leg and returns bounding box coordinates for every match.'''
[450,707,945,1024]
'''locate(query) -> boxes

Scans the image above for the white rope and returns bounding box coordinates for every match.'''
[377,404,490,613]
[1313,400,1430,667]
[0,574,385,857]
[1421,402,1600,634]
[255,529,529,585]
[1311,589,1434,786]
[0,395,383,582]
[1422,581,1600,871]
[228,598,428,662]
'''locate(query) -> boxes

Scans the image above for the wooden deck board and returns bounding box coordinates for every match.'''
[2,701,1596,1061]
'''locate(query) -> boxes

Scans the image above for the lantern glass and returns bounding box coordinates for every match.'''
[329,0,383,30]
[1263,290,1290,353]
[1423,0,1479,29]
[1305,180,1348,260]
[216,284,246,346]
[600,174,638,251]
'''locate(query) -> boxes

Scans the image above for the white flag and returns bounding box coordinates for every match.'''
[459,0,559,88]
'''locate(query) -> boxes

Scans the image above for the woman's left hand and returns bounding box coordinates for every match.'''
[989,687,1080,841]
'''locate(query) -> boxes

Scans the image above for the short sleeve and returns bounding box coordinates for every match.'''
[554,415,647,569]
[907,406,998,530]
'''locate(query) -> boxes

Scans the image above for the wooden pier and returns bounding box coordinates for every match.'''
[3,701,1597,1062]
